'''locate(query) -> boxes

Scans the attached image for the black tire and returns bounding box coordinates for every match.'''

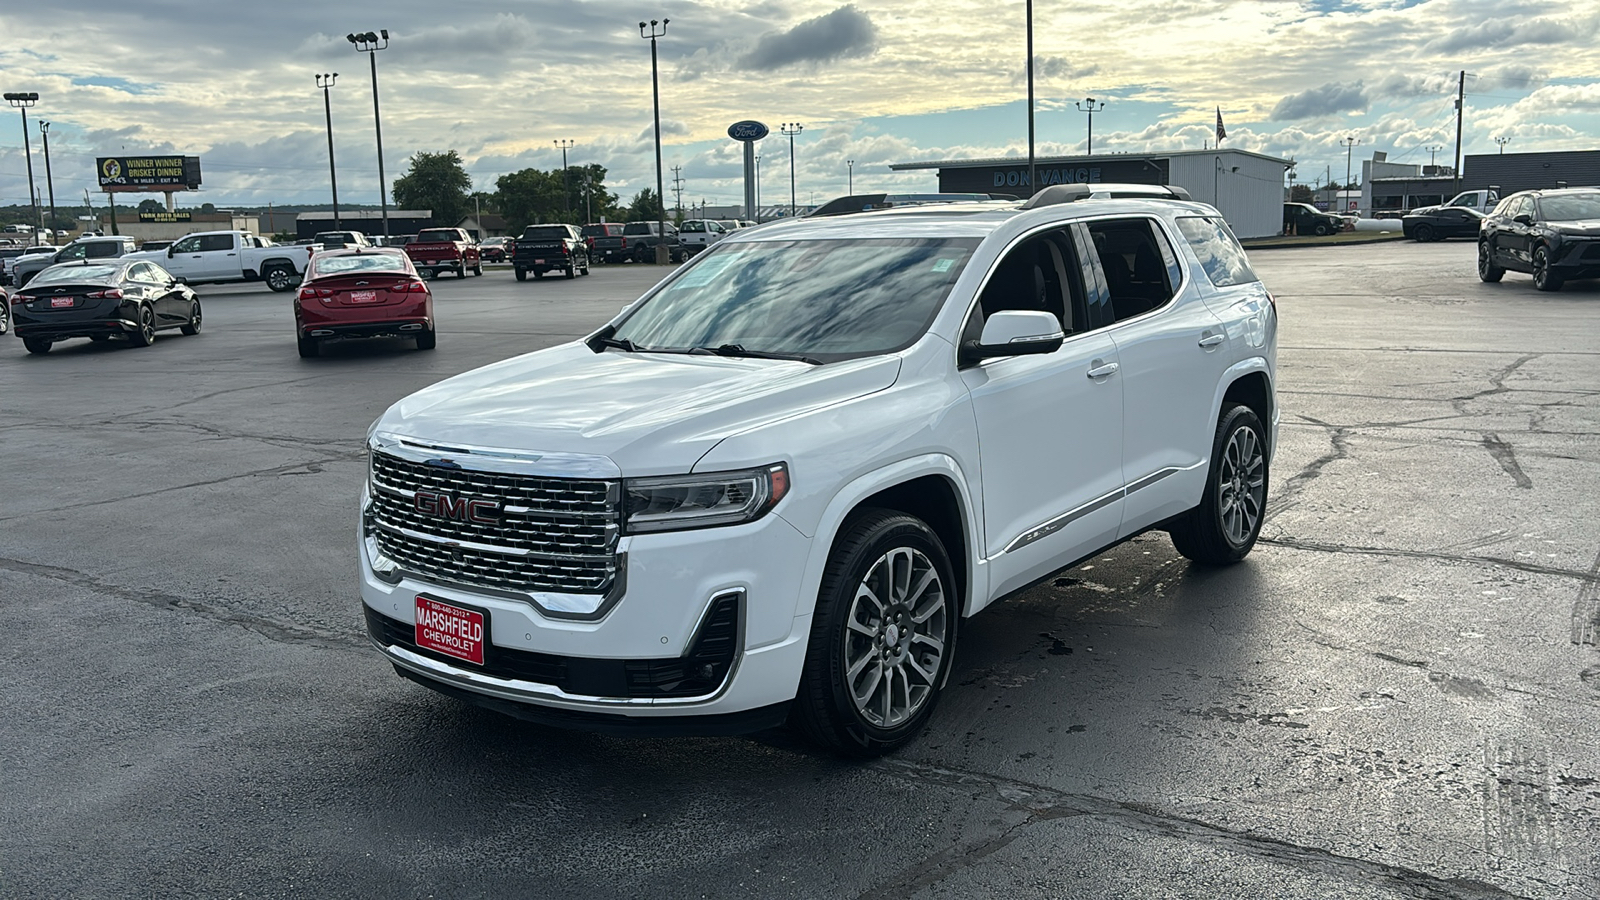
[1170,403,1268,565]
[264,265,297,292]
[415,328,436,350]
[456,265,466,278]
[533,270,545,280]
[1478,241,1504,283]
[0,302,8,335]
[296,335,319,358]
[634,246,650,264]
[23,337,51,355]
[1532,245,1564,292]
[514,268,527,282]
[1413,224,1434,243]
[129,303,155,347]
[565,262,576,279]
[1312,223,1330,236]
[792,508,958,757]
[473,263,484,276]
[180,301,202,336]
[581,256,591,276]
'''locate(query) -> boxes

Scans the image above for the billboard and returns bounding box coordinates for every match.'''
[138,211,193,222]
[97,156,202,192]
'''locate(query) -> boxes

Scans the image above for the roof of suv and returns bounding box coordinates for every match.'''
[727,195,1215,242]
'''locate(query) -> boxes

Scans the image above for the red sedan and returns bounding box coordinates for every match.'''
[294,248,435,358]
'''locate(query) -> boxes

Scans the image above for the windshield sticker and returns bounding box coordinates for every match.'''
[931,258,957,273]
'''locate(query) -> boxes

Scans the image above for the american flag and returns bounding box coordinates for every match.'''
[1215,107,1227,144]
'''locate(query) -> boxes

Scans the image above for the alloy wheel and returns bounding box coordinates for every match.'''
[842,546,947,729]
[1217,424,1265,546]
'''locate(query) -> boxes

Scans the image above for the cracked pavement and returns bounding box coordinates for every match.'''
[1,243,1597,898]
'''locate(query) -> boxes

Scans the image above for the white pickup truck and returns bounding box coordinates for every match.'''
[678,219,736,257]
[123,230,316,292]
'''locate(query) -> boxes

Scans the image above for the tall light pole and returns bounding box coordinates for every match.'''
[38,120,56,244]
[1076,97,1105,156]
[347,30,390,239]
[4,92,42,242]
[1341,136,1360,216]
[847,158,854,195]
[781,122,803,218]
[754,154,761,216]
[1026,0,1036,193]
[639,18,669,263]
[316,73,341,230]
[1424,144,1444,169]
[1493,136,1512,155]
[554,139,575,218]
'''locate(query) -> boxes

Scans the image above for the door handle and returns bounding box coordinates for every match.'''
[1198,333,1225,348]
[1086,361,1119,379]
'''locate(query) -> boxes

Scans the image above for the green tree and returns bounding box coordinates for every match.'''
[495,167,564,231]
[624,188,663,222]
[391,150,473,227]
[1289,184,1312,203]
[137,198,163,213]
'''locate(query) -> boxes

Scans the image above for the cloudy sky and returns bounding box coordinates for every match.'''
[0,0,1595,213]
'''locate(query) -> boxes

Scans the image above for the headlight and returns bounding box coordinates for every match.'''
[624,463,789,534]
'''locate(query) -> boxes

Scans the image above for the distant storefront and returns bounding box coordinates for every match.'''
[890,148,1293,238]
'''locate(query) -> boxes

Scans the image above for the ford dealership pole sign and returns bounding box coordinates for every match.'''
[728,121,768,220]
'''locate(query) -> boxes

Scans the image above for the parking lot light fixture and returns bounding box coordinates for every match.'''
[1075,97,1105,156]
[1340,136,1360,215]
[1425,144,1444,168]
[639,19,669,263]
[347,30,391,239]
[1493,136,1512,155]
[555,139,576,217]
[39,120,57,244]
[4,92,42,242]
[847,159,854,195]
[781,122,803,218]
[316,73,341,230]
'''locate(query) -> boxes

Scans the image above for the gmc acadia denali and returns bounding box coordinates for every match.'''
[359,185,1279,756]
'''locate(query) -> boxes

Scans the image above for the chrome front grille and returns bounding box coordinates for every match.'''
[369,450,619,594]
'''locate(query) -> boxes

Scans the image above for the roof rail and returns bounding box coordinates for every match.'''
[808,192,1020,217]
[1020,183,1193,209]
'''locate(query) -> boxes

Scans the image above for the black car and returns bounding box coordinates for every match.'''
[512,224,590,281]
[1403,206,1484,242]
[1479,189,1600,292]
[11,259,201,355]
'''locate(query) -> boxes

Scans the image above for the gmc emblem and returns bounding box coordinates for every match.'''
[414,490,499,524]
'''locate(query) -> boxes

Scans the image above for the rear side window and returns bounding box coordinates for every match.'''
[85,242,123,259]
[623,223,652,235]
[1175,216,1258,287]
[1085,218,1180,322]
[197,234,234,252]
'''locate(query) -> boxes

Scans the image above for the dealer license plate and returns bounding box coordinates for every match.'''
[414,595,486,666]
[534,259,546,265]
[349,290,377,303]
[51,297,74,308]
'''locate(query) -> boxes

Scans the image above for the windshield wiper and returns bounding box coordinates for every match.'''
[585,325,638,353]
[690,343,823,365]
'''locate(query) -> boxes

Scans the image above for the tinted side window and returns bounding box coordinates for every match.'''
[967,227,1084,343]
[197,234,235,252]
[1175,216,1259,288]
[1085,218,1180,323]
[85,242,122,259]
[171,236,202,254]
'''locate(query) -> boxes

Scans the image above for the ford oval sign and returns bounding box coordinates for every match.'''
[727,120,769,142]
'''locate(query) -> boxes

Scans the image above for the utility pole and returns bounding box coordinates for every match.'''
[554,139,575,217]
[39,121,57,243]
[670,164,685,220]
[1026,0,1036,194]
[1453,70,1466,196]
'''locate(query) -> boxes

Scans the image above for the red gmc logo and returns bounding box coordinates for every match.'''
[414,490,499,524]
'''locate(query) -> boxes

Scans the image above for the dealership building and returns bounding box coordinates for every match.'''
[890,148,1294,238]
[1364,149,1600,215]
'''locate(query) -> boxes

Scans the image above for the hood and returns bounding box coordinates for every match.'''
[377,342,902,475]
[1552,220,1600,236]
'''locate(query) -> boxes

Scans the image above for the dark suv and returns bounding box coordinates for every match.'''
[1282,202,1345,237]
[1478,189,1600,292]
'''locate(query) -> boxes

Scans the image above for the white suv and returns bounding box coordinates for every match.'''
[359,186,1279,755]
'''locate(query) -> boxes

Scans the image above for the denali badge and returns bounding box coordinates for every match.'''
[414,491,499,524]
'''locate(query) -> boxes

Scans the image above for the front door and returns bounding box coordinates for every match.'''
[962,226,1125,603]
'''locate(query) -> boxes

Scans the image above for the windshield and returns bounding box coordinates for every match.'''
[312,252,409,276]
[610,237,979,363]
[1540,194,1600,221]
[414,229,459,243]
[30,264,121,285]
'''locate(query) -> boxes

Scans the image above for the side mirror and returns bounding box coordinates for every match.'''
[167,247,176,258]
[960,310,1065,366]
[1513,214,1533,225]
[172,276,187,285]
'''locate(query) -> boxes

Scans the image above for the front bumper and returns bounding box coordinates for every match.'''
[1550,238,1600,279]
[359,489,815,730]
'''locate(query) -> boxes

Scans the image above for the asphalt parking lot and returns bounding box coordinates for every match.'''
[2,246,1598,899]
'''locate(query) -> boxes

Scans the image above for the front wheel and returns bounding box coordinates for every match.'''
[23,337,51,355]
[1478,241,1505,282]
[1313,223,1330,236]
[180,301,202,336]
[1170,403,1267,565]
[514,268,527,282]
[792,509,957,757]
[1532,246,1564,292]
[1413,224,1434,243]
[265,265,297,292]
